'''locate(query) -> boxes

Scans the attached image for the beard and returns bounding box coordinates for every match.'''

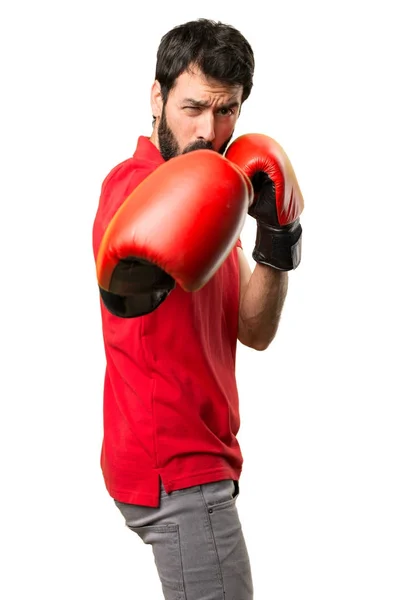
[157,107,233,161]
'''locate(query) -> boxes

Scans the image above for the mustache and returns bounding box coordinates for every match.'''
[182,139,214,154]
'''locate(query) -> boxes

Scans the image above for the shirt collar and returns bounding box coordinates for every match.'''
[133,136,165,168]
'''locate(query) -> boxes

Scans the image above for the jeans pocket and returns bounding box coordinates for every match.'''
[201,479,239,511]
[128,524,186,599]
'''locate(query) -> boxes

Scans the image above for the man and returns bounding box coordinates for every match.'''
[92,18,303,600]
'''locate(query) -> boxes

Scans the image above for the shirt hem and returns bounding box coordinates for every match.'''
[105,466,242,507]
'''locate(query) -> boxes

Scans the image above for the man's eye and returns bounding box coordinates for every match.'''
[184,106,201,112]
[218,107,234,116]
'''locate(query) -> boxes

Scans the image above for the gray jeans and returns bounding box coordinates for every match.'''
[115,479,254,600]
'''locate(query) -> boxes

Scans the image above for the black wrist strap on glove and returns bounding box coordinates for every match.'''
[253,218,302,271]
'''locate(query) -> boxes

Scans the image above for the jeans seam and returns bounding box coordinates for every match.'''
[176,524,188,600]
[199,486,226,599]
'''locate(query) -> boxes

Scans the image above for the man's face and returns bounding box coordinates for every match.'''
[151,66,242,161]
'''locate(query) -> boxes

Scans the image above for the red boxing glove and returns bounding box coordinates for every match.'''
[96,149,253,318]
[225,133,304,270]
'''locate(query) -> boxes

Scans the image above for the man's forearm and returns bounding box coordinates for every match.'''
[239,264,288,351]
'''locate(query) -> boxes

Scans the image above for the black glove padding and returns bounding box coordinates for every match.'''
[99,258,175,318]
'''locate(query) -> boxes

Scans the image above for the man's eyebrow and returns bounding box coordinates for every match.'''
[181,98,240,109]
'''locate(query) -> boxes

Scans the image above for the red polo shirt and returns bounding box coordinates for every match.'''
[92,136,244,507]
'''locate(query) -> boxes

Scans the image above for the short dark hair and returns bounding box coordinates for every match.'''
[155,19,255,104]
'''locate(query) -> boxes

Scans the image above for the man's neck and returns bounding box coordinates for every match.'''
[149,126,159,150]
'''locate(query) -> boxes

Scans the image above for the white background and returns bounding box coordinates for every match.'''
[1,0,399,598]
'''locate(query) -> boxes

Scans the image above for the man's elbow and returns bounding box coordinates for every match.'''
[250,337,273,351]
[251,339,271,351]
[238,317,280,351]
[238,331,275,352]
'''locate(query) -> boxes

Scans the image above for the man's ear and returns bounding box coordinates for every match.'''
[151,80,163,120]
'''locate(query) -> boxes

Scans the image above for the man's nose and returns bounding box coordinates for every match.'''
[196,113,216,142]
